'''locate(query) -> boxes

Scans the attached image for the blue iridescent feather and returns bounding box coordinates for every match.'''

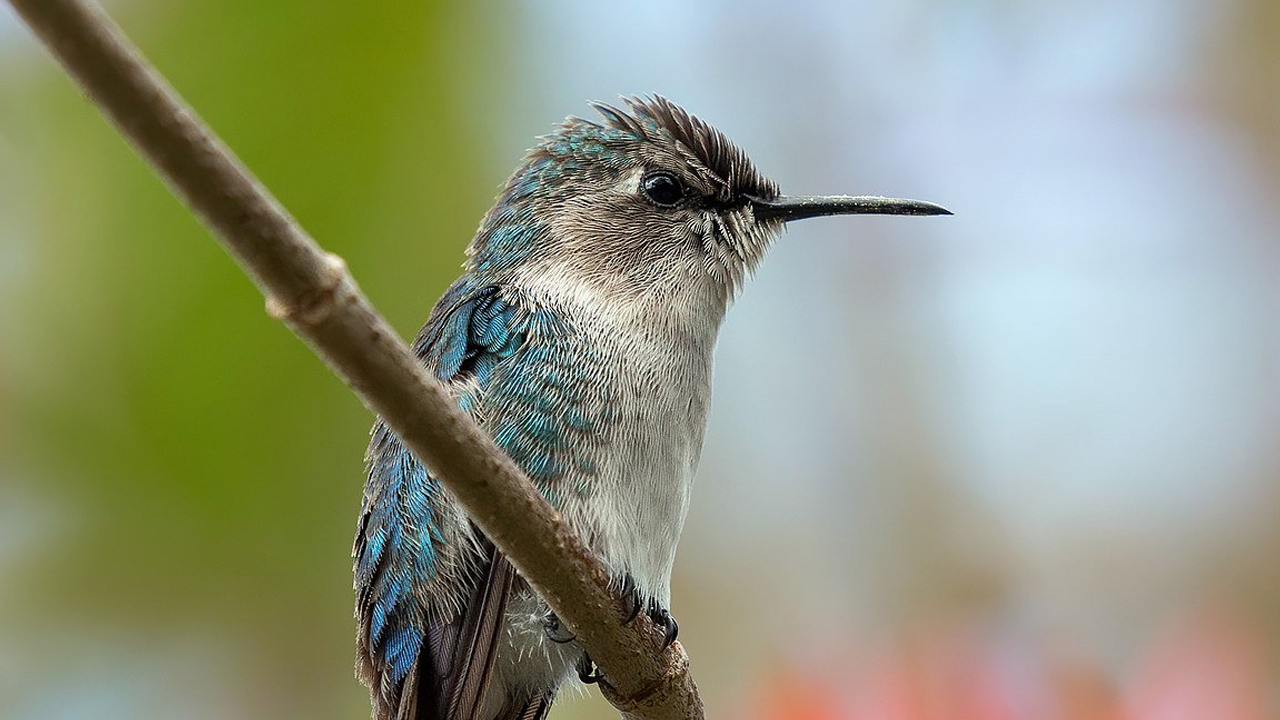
[354,283,532,705]
[353,278,604,715]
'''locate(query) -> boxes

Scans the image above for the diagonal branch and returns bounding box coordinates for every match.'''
[4,1,704,718]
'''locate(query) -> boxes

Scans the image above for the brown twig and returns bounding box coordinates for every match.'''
[3,0,704,718]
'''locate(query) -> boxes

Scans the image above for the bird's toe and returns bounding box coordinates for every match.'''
[576,651,605,684]
[542,611,576,644]
[646,598,679,650]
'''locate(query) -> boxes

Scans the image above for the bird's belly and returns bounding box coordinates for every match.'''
[487,369,711,709]
[565,358,712,606]
[483,289,721,709]
[576,429,698,603]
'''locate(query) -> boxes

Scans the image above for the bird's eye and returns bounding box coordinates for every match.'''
[641,172,685,207]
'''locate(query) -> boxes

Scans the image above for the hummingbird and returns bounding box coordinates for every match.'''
[353,95,949,720]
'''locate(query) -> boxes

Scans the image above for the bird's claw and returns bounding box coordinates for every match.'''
[562,585,674,687]
[576,651,605,684]
[542,611,576,644]
[614,575,679,649]
[619,573,643,624]
[647,598,679,650]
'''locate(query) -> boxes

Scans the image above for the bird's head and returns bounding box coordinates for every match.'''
[466,96,948,310]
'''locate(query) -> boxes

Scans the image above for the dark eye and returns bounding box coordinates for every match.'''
[641,172,685,207]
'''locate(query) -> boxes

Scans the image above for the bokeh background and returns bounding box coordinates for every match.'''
[3,0,1279,718]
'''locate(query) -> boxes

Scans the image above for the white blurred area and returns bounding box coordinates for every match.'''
[510,0,1280,716]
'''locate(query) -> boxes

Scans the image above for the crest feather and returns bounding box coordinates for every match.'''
[591,95,780,201]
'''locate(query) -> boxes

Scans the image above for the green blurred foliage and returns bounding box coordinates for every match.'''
[0,1,511,716]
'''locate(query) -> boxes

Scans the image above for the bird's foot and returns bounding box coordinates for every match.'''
[613,574,678,649]
[576,651,605,684]
[617,573,643,624]
[542,611,576,644]
[646,597,679,650]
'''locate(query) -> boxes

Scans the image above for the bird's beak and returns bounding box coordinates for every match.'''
[750,195,952,223]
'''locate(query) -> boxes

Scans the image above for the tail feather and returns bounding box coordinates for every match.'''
[503,692,555,720]
[358,532,518,720]
[395,664,421,720]
[441,552,516,719]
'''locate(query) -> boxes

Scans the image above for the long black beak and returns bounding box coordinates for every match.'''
[751,194,952,222]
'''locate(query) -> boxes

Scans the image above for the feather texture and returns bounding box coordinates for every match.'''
[355,284,536,720]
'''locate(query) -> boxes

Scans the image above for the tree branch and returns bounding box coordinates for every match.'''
[4,1,704,718]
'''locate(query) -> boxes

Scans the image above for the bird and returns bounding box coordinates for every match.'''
[352,95,949,720]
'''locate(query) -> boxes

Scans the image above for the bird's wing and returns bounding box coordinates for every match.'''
[354,283,542,720]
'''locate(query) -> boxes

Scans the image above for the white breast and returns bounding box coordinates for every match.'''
[514,266,724,604]
[575,323,714,604]
[483,266,727,709]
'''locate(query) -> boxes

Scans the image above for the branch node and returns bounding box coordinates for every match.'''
[601,642,692,711]
[266,252,349,326]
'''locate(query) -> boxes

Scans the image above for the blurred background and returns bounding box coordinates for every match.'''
[2,0,1279,718]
